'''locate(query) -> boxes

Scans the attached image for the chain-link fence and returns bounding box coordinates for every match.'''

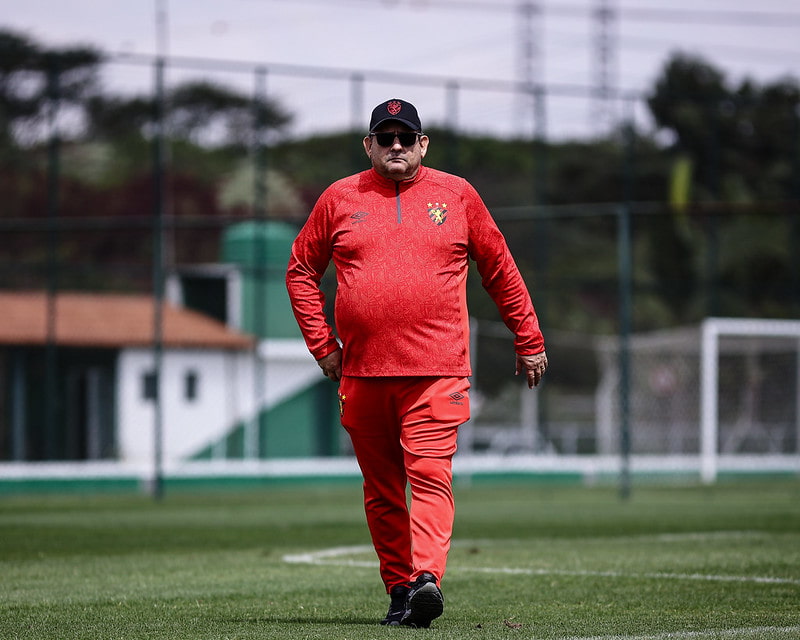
[1,53,799,470]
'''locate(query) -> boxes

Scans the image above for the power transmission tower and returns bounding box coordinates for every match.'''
[591,0,618,134]
[516,0,544,139]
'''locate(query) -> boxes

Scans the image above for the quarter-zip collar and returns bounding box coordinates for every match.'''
[369,166,427,193]
[369,166,427,224]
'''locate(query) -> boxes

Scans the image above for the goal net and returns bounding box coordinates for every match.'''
[466,317,800,483]
[699,318,800,482]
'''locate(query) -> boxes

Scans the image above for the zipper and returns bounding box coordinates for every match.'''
[395,182,402,223]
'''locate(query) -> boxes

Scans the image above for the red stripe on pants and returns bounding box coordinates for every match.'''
[339,376,470,592]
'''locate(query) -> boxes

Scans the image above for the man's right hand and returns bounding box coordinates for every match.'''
[318,348,342,382]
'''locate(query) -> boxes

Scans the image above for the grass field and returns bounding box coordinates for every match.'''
[2,477,799,639]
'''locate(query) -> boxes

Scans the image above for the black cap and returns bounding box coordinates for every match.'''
[369,99,422,132]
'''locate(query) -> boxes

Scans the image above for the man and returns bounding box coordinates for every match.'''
[286,98,547,628]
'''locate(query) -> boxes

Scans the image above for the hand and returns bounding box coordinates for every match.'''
[516,351,548,389]
[318,347,342,382]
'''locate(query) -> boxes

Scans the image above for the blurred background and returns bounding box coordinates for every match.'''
[1,0,799,490]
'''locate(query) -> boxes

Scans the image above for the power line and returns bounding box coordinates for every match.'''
[618,34,800,64]
[253,0,800,27]
[547,26,800,61]
[617,5,800,27]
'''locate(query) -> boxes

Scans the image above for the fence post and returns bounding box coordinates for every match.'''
[250,66,269,460]
[532,84,550,441]
[792,102,800,315]
[617,202,632,499]
[150,55,166,500]
[44,59,61,461]
[349,73,364,172]
[444,80,460,174]
[617,114,636,500]
[704,101,721,317]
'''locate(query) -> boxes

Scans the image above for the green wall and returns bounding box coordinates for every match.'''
[222,221,301,339]
[191,380,340,460]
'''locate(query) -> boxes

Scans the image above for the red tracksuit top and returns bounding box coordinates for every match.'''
[286,165,544,377]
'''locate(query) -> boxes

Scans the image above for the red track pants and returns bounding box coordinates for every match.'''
[339,376,470,592]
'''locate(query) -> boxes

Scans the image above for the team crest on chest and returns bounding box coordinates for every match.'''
[427,202,448,226]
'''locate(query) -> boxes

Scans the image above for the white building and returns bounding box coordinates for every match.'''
[0,290,327,464]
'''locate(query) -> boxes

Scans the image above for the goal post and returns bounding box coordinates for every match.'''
[471,316,799,484]
[700,317,800,483]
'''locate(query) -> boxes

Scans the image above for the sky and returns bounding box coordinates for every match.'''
[2,0,799,140]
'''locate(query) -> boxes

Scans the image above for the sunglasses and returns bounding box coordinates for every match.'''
[370,131,421,147]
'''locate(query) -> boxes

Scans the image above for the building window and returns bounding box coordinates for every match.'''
[142,372,158,401]
[184,371,199,401]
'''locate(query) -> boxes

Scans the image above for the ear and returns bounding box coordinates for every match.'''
[363,136,372,158]
[419,134,430,158]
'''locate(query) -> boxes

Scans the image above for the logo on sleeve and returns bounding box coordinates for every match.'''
[350,211,369,224]
[427,202,447,226]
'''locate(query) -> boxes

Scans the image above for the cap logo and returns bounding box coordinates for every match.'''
[387,100,402,116]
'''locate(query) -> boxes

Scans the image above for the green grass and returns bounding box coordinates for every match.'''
[1,478,799,639]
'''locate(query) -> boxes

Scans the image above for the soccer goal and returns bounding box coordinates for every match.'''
[700,317,800,483]
[469,316,800,484]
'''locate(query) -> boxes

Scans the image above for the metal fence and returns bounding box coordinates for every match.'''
[1,53,799,475]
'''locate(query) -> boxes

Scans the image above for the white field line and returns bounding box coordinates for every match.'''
[462,565,800,585]
[564,627,800,640]
[282,544,375,568]
[281,540,800,586]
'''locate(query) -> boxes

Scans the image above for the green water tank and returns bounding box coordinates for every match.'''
[222,221,301,339]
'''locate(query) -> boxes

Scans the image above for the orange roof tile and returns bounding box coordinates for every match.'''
[0,291,254,350]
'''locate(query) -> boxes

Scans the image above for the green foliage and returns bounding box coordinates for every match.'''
[648,52,800,202]
[1,28,798,331]
[168,80,292,148]
[0,29,102,150]
[85,94,155,142]
[270,131,365,209]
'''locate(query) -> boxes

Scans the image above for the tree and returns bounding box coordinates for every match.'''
[647,52,800,320]
[0,29,102,148]
[86,80,292,149]
[169,80,291,148]
[647,52,800,202]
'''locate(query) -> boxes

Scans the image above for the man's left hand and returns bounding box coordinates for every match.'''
[516,351,548,388]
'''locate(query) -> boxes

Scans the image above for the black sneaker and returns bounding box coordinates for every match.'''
[400,572,444,628]
[380,584,410,626]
